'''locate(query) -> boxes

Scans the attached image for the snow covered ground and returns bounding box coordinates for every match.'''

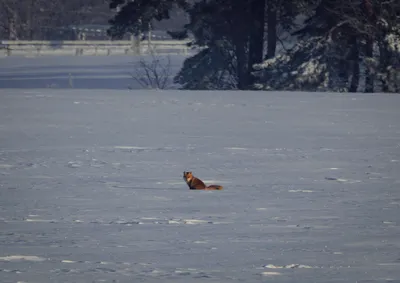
[1,56,400,283]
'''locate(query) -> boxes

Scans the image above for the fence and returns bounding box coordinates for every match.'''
[0,39,193,56]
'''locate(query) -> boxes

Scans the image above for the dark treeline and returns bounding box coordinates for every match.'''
[2,0,398,92]
[0,0,189,40]
[109,0,400,93]
[0,0,112,40]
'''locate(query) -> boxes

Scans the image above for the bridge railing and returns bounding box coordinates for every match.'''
[0,39,193,56]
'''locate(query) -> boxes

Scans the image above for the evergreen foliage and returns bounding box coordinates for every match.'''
[108,0,189,38]
[108,0,399,92]
[255,0,400,93]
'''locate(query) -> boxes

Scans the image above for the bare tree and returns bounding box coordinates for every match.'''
[0,0,21,39]
[131,51,173,89]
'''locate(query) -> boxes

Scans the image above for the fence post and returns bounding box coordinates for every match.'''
[6,44,12,56]
[75,47,80,56]
[130,34,141,55]
[37,44,41,56]
[148,23,152,54]
[130,35,134,54]
[68,73,74,88]
[1,39,189,56]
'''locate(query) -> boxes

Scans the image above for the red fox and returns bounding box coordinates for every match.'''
[183,171,223,190]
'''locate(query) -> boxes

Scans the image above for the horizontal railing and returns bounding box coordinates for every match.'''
[0,39,193,56]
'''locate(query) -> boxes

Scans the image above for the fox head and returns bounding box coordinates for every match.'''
[183,171,193,181]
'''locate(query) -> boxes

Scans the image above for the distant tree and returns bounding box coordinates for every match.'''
[175,0,272,89]
[108,0,189,39]
[254,0,400,93]
[323,0,400,92]
[0,0,42,39]
[176,0,307,89]
[358,0,400,92]
[109,0,255,89]
[131,51,173,89]
[0,0,19,39]
[0,0,112,40]
[248,0,266,85]
[174,1,247,89]
[254,0,353,91]
[182,0,255,89]
[108,0,305,90]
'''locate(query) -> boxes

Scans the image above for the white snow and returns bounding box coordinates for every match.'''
[264,263,314,269]
[0,255,46,262]
[25,219,54,222]
[261,271,281,276]
[0,55,400,282]
[61,260,77,263]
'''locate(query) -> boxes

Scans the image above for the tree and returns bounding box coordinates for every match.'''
[108,0,189,39]
[254,0,357,91]
[323,0,400,92]
[131,51,173,89]
[174,0,252,89]
[254,0,400,93]
[0,0,112,40]
[266,0,277,59]
[109,0,267,89]
[176,0,266,89]
[365,0,400,93]
[0,0,19,39]
[248,0,266,85]
[108,0,306,90]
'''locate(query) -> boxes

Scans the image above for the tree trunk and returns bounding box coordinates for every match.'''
[27,0,34,40]
[337,55,349,90]
[9,13,18,40]
[235,41,249,90]
[266,0,277,59]
[349,38,360,92]
[247,0,266,86]
[231,1,251,90]
[365,37,374,93]
[379,39,390,92]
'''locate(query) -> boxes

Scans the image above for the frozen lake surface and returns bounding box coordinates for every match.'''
[0,55,187,90]
[0,57,400,283]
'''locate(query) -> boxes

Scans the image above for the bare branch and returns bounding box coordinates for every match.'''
[131,49,172,89]
[276,35,288,51]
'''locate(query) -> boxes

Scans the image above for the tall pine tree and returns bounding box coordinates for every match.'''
[108,0,189,38]
[254,0,400,93]
[108,0,306,90]
[109,0,272,90]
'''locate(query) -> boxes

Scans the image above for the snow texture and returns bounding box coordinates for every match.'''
[1,56,400,283]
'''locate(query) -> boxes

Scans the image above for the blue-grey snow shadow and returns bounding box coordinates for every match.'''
[0,55,187,89]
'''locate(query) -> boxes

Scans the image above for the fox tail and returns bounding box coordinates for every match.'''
[205,185,223,190]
